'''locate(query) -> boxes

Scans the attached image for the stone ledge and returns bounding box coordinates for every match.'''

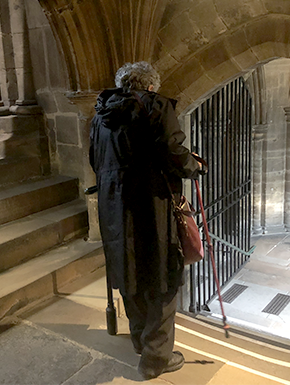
[0,199,88,272]
[0,238,105,320]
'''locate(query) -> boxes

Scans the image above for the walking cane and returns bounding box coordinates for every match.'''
[84,185,117,335]
[194,179,230,338]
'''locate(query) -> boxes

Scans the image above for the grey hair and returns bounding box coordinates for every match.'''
[115,61,160,92]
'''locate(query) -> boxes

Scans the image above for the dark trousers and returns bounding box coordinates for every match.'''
[122,290,177,373]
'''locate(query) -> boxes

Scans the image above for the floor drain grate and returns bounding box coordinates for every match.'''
[221,284,248,304]
[262,293,290,315]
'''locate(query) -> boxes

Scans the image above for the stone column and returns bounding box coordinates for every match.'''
[0,0,18,108]
[68,92,101,242]
[8,0,36,108]
[284,107,290,230]
[252,124,267,234]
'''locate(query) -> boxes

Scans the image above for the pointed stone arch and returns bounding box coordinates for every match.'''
[37,1,290,115]
[157,13,290,114]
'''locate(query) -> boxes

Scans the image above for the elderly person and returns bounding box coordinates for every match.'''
[89,61,200,380]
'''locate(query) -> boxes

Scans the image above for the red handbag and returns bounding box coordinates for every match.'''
[174,195,204,264]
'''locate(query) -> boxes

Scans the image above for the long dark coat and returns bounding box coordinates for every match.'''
[90,88,200,296]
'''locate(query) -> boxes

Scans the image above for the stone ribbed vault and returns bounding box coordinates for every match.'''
[39,0,290,112]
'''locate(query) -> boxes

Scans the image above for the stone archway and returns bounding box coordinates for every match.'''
[38,1,290,109]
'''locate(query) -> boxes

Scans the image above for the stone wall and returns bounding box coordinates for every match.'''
[37,0,290,115]
[263,59,290,232]
[25,0,97,197]
[23,0,290,238]
[24,0,100,239]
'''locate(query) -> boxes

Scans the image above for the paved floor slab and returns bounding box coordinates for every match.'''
[0,322,92,385]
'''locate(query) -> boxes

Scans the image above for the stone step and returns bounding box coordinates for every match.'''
[0,238,105,320]
[0,156,44,186]
[62,265,125,318]
[0,176,79,225]
[0,114,44,135]
[0,199,89,273]
[0,131,41,160]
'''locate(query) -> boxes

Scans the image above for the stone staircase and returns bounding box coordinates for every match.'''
[0,176,105,320]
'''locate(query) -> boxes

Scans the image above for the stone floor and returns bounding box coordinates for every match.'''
[1,258,290,385]
[208,233,290,341]
[1,234,290,384]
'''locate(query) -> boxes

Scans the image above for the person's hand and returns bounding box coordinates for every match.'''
[192,152,202,169]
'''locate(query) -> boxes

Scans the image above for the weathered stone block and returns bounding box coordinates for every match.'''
[182,73,216,105]
[195,39,241,84]
[160,0,192,29]
[159,79,181,100]
[153,51,178,79]
[0,1,11,35]
[9,0,26,34]
[175,92,195,115]
[224,29,258,71]
[11,32,31,69]
[54,92,78,113]
[264,0,290,15]
[28,29,47,90]
[244,15,290,61]
[15,68,36,103]
[25,0,50,29]
[0,33,15,69]
[57,144,83,179]
[2,68,18,104]
[171,57,204,93]
[188,0,227,40]
[215,0,267,29]
[47,118,56,155]
[55,115,79,145]
[158,11,208,61]
[36,91,57,113]
[44,26,68,89]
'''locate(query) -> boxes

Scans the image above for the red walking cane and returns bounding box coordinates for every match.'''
[194,179,230,338]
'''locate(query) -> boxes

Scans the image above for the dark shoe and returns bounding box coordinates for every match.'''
[138,351,185,380]
[162,351,185,375]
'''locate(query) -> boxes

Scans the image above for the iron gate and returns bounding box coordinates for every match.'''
[188,77,253,313]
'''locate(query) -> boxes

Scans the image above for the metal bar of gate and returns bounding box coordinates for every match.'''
[189,77,252,313]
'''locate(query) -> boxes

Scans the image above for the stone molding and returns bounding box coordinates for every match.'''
[9,105,42,115]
